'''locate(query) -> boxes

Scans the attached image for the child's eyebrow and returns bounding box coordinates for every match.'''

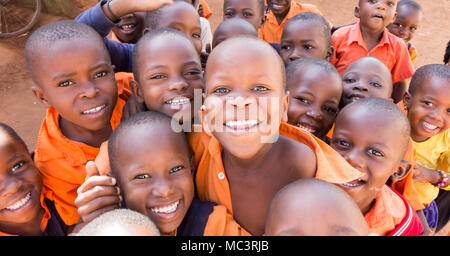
[7,153,23,164]
[52,71,77,81]
[169,22,201,30]
[183,60,201,67]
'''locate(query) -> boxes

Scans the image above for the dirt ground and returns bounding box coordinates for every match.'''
[0,0,448,235]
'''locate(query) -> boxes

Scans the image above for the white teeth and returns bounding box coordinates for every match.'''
[82,105,105,114]
[166,98,190,105]
[423,122,438,130]
[121,24,134,30]
[151,201,179,214]
[297,124,316,134]
[341,179,364,188]
[225,120,259,128]
[5,192,31,211]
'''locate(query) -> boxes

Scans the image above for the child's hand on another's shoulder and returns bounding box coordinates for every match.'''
[75,161,122,224]
[413,166,442,185]
[107,0,173,21]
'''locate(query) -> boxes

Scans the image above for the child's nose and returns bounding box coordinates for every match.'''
[352,83,369,92]
[169,77,189,91]
[79,82,100,98]
[306,107,322,120]
[151,178,173,198]
[344,149,366,171]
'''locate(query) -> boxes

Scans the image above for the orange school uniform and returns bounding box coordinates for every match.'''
[190,122,363,233]
[331,21,415,84]
[259,1,324,44]
[200,0,212,19]
[34,96,127,226]
[365,185,423,236]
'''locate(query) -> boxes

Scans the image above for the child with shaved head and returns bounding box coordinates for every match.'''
[75,209,160,236]
[25,20,129,227]
[212,19,258,49]
[330,98,424,236]
[265,178,369,236]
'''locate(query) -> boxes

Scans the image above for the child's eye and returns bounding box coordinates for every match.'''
[338,140,351,148]
[169,165,184,174]
[447,108,450,114]
[280,45,291,51]
[185,70,201,77]
[134,174,151,180]
[422,101,433,107]
[11,161,25,173]
[409,26,417,32]
[192,33,201,39]
[252,85,268,92]
[58,80,74,87]
[213,87,230,94]
[297,97,310,105]
[386,1,395,7]
[94,71,108,79]
[243,12,253,17]
[303,44,313,50]
[224,11,234,17]
[369,81,382,87]
[343,78,356,83]
[150,74,166,80]
[368,148,384,157]
[323,106,338,115]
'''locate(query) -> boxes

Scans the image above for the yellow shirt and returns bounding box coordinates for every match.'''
[413,129,450,206]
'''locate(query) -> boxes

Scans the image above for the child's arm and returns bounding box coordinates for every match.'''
[416,209,435,236]
[75,0,172,73]
[413,166,443,185]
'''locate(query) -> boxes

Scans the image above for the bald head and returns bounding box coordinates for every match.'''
[265,178,369,236]
[25,20,109,82]
[345,57,393,88]
[212,19,258,48]
[145,0,197,29]
[75,209,160,236]
[338,97,411,156]
[206,36,286,89]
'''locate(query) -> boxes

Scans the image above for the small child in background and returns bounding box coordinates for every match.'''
[286,58,341,141]
[76,111,246,236]
[265,178,370,236]
[110,12,146,44]
[387,0,423,66]
[340,56,393,109]
[0,123,67,236]
[331,0,415,103]
[403,64,450,233]
[223,0,266,34]
[189,0,213,52]
[280,12,334,66]
[330,98,424,236]
[74,209,160,236]
[212,18,258,49]
[261,0,328,44]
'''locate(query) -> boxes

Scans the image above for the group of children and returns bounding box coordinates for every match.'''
[1,0,449,236]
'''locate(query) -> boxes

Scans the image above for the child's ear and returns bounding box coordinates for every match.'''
[129,79,145,104]
[281,91,290,123]
[403,91,411,111]
[326,45,335,61]
[354,6,360,19]
[31,86,51,108]
[390,160,413,182]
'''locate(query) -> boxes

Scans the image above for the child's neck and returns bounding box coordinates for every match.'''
[222,141,276,175]
[410,132,431,143]
[360,23,385,52]
[59,118,112,148]
[0,208,45,236]
[274,8,290,25]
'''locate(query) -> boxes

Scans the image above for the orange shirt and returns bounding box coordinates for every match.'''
[331,21,415,84]
[204,205,251,236]
[200,0,212,19]
[259,1,324,44]
[365,185,411,236]
[34,97,126,226]
[190,122,363,233]
[0,194,51,236]
[408,42,417,66]
[115,72,134,94]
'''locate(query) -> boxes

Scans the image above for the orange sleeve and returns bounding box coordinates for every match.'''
[409,45,417,66]
[203,205,252,236]
[391,39,415,84]
[199,0,212,19]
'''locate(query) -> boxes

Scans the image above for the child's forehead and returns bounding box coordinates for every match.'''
[344,59,390,77]
[162,2,199,20]
[225,0,258,9]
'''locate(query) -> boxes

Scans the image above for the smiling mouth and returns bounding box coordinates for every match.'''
[296,123,318,134]
[165,97,191,110]
[225,120,261,132]
[348,94,366,101]
[120,24,136,32]
[372,14,384,20]
[339,179,366,189]
[3,192,32,211]
[422,121,439,132]
[81,104,106,115]
[151,200,180,215]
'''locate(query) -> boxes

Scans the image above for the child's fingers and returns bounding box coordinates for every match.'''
[84,161,100,180]
[76,192,121,219]
[79,204,121,224]
[77,176,117,194]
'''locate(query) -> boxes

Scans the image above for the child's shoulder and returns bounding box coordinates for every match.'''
[277,133,317,178]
